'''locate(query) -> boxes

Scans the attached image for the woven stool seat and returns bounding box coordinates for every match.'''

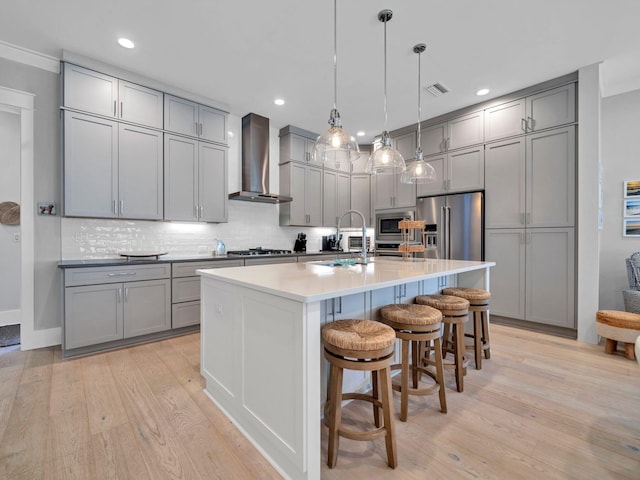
[415,294,470,312]
[380,304,442,327]
[380,303,446,421]
[322,319,397,469]
[442,287,491,302]
[322,319,395,353]
[596,310,640,360]
[442,287,492,370]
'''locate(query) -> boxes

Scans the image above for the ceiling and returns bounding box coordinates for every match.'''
[3,0,640,143]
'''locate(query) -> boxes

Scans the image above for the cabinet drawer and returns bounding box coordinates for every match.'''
[172,277,200,303]
[64,264,171,287]
[172,301,200,328]
[172,259,243,278]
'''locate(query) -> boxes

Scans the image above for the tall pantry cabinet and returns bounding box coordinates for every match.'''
[484,82,576,330]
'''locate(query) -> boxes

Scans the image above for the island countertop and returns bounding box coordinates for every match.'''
[198,257,495,303]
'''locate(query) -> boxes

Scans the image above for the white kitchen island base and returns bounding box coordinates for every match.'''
[199,258,494,480]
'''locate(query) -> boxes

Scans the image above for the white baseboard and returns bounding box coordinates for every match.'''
[0,309,20,327]
[20,327,61,350]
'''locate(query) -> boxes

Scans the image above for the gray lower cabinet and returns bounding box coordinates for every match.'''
[64,264,171,351]
[171,260,243,328]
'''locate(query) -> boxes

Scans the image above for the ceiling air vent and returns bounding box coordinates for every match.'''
[425,82,449,97]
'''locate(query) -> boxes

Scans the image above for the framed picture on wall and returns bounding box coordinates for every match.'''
[624,180,640,198]
[624,199,640,217]
[623,219,640,237]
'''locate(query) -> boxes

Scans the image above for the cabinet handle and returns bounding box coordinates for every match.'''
[125,287,129,302]
[118,287,122,303]
[527,116,534,131]
[199,123,203,136]
[194,205,198,218]
[521,118,527,132]
[526,212,531,225]
[120,200,124,215]
[113,100,117,116]
[113,200,117,214]
[195,122,199,135]
[120,101,123,118]
[520,213,525,225]
[200,206,204,218]
[520,232,525,244]
[107,272,137,277]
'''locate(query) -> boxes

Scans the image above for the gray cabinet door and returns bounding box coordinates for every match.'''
[118,80,163,128]
[64,111,118,218]
[65,283,124,349]
[289,162,307,225]
[199,105,228,144]
[199,142,228,222]
[447,145,485,193]
[484,229,526,320]
[374,173,395,209]
[350,175,372,227]
[484,137,526,228]
[526,84,576,132]
[485,99,526,142]
[394,173,416,208]
[164,95,198,137]
[118,124,163,219]
[392,131,416,161]
[123,279,171,338]
[172,301,201,328]
[323,170,338,227]
[63,63,118,118]
[447,111,484,150]
[526,126,575,227]
[280,133,311,163]
[526,228,575,328]
[337,173,351,225]
[306,165,323,226]
[164,134,198,221]
[416,154,446,197]
[420,123,447,156]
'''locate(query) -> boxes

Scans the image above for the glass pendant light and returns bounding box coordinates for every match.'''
[401,43,437,184]
[312,0,360,168]
[366,9,405,175]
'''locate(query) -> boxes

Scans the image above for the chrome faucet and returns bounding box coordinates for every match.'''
[337,209,368,265]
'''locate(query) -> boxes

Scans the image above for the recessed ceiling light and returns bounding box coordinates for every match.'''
[117,37,135,49]
[357,131,365,137]
[274,98,285,106]
[476,88,490,96]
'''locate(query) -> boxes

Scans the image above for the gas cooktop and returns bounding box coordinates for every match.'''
[226,247,293,256]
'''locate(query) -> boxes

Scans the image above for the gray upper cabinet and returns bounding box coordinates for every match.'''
[64,111,118,218]
[64,63,163,128]
[417,146,485,197]
[118,124,164,219]
[373,171,416,210]
[485,99,527,142]
[392,131,416,161]
[164,94,228,145]
[164,134,228,222]
[279,162,322,226]
[351,175,373,227]
[323,170,351,227]
[63,111,163,219]
[485,84,576,141]
[280,130,316,164]
[420,111,484,155]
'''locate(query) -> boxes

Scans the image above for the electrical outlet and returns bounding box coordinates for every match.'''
[13,233,21,243]
[37,202,56,215]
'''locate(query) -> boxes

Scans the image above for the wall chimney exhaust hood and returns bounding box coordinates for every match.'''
[228,113,292,204]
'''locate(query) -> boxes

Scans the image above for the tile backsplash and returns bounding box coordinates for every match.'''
[61,201,368,259]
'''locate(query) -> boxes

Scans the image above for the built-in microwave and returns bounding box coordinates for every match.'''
[375,209,415,246]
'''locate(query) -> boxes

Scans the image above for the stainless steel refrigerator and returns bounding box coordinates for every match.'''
[416,191,484,261]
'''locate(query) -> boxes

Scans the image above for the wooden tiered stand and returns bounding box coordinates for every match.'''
[398,219,426,261]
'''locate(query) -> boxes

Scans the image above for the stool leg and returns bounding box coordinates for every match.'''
[624,342,636,360]
[442,323,452,356]
[400,338,410,422]
[482,310,491,359]
[411,340,420,389]
[327,364,343,468]
[372,370,380,427]
[474,311,482,370]
[379,365,397,469]
[433,336,447,414]
[454,323,465,392]
[604,338,617,355]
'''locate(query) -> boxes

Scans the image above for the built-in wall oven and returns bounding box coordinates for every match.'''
[374,209,415,256]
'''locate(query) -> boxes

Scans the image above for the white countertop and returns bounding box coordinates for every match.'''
[198,257,495,303]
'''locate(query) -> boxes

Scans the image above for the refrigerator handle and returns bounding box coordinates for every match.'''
[443,205,451,260]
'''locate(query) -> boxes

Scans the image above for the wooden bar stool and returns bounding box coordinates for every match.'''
[415,294,470,392]
[442,287,492,370]
[321,319,398,469]
[379,304,447,421]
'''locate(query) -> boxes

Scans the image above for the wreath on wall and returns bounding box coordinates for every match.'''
[0,202,20,225]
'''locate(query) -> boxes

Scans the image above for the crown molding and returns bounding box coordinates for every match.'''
[0,40,59,73]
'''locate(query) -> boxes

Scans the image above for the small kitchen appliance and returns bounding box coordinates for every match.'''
[322,234,342,251]
[294,233,307,252]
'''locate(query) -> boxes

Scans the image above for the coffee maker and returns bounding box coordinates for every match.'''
[322,234,342,251]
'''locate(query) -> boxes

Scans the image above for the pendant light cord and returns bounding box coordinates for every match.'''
[333,0,338,111]
[416,48,421,147]
[383,16,388,131]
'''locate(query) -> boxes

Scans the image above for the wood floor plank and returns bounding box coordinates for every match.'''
[91,422,151,480]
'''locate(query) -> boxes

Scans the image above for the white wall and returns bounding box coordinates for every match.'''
[0,109,21,319]
[600,88,640,310]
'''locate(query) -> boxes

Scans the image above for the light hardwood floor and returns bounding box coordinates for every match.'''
[0,325,638,479]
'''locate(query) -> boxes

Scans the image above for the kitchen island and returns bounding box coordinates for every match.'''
[198,257,494,480]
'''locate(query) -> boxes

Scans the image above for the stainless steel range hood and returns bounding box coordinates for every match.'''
[228,113,292,204]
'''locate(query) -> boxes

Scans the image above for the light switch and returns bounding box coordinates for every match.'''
[13,233,21,243]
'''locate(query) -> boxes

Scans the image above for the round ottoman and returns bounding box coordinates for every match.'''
[595,310,640,360]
